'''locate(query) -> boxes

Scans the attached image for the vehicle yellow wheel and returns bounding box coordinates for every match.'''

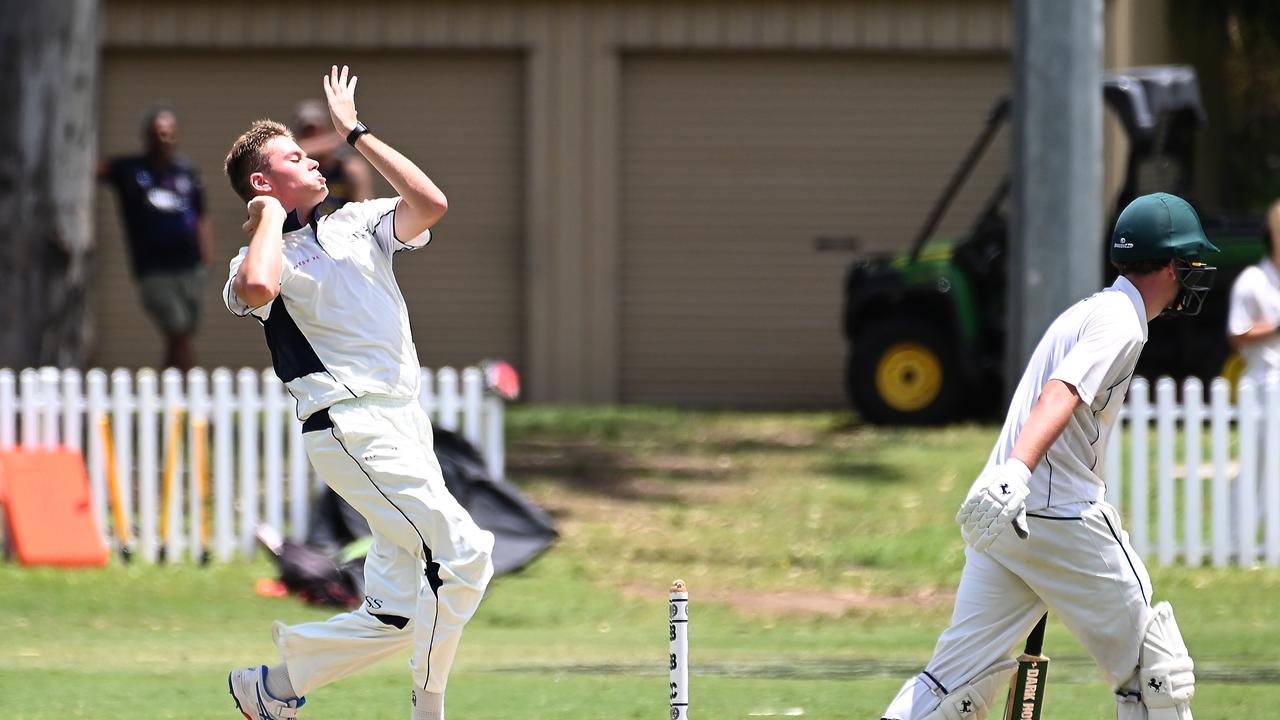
[875,342,944,412]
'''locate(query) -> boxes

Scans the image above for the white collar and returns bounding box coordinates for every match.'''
[1112,275,1149,342]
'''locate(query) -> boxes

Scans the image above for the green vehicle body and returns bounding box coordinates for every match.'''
[843,66,1264,424]
[886,241,983,348]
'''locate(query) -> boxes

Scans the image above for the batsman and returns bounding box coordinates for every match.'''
[881,192,1213,720]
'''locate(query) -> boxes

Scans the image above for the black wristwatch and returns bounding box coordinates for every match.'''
[346,122,370,146]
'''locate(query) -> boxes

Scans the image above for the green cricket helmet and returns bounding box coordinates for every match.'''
[1110,192,1218,262]
[1110,192,1219,316]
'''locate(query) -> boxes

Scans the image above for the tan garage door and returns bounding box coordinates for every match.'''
[620,53,1009,407]
[95,51,524,375]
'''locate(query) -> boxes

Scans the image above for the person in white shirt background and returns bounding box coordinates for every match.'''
[1224,200,1280,558]
[1226,199,1280,386]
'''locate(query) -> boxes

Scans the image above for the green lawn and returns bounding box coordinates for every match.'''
[2,408,1278,718]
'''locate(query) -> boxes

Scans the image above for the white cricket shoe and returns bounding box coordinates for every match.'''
[228,665,306,719]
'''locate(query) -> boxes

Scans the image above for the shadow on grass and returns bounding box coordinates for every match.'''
[814,458,907,484]
[704,437,819,454]
[508,440,738,503]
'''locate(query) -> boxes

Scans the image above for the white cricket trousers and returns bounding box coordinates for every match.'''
[273,395,495,696]
[884,502,1157,719]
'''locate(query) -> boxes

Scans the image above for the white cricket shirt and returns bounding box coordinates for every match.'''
[1226,259,1280,384]
[223,197,431,420]
[982,276,1147,511]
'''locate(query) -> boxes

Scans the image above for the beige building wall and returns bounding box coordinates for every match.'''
[619,54,1008,407]
[98,0,1016,406]
[1106,0,1173,68]
[1102,0,1182,215]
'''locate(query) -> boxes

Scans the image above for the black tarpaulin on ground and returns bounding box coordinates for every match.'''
[430,427,559,575]
[269,428,557,606]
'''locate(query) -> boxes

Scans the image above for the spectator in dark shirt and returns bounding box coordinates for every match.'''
[293,99,373,217]
[100,105,212,371]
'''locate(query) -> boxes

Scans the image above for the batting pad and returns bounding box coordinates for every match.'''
[0,450,108,567]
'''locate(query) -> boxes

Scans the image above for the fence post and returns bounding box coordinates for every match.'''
[1182,377,1204,566]
[212,369,236,562]
[483,394,505,481]
[1266,373,1280,566]
[188,369,209,563]
[136,370,160,563]
[1238,378,1259,566]
[161,369,186,562]
[437,367,460,431]
[262,370,285,536]
[85,370,109,542]
[61,369,83,452]
[109,369,138,559]
[237,368,260,559]
[462,366,483,446]
[19,369,38,448]
[1156,378,1177,567]
[1210,379,1232,567]
[1129,378,1150,558]
[39,367,60,449]
[0,370,14,450]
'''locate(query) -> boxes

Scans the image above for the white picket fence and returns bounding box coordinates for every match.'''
[0,366,506,564]
[5,366,1277,569]
[1111,375,1280,568]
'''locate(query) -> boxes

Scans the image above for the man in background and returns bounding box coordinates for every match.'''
[293,99,374,216]
[100,105,212,371]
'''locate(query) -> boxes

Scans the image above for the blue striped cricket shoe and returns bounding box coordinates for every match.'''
[228,665,306,719]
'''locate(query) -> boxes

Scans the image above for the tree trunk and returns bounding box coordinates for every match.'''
[0,0,100,369]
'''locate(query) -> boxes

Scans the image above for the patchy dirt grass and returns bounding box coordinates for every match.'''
[621,581,955,619]
[505,412,983,616]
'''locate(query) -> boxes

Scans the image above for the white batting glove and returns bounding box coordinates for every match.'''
[956,459,1032,552]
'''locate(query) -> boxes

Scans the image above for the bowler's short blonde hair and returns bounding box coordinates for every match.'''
[224,120,292,202]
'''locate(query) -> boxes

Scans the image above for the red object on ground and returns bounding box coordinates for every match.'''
[0,449,109,567]
[255,577,289,598]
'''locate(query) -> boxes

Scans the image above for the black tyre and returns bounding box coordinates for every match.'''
[848,318,961,425]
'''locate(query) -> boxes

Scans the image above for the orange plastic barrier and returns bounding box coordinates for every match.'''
[0,449,109,567]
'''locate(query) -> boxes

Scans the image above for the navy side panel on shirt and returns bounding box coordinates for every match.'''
[263,295,328,382]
